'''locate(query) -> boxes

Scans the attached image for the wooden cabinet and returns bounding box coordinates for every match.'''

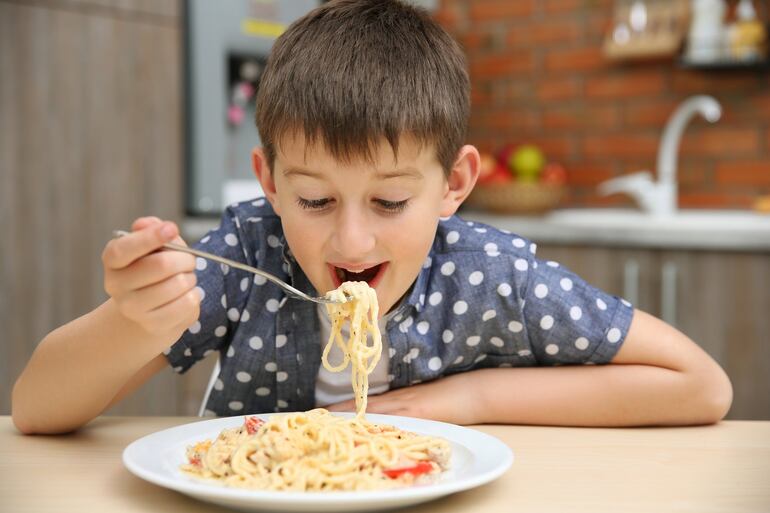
[0,0,186,416]
[536,244,770,420]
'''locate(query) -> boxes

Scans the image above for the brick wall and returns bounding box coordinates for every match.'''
[436,0,770,209]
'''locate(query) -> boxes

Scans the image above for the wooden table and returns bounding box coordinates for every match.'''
[2,417,769,512]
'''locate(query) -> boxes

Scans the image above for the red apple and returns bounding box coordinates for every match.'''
[479,152,497,181]
[479,163,513,185]
[540,162,568,185]
[495,144,518,169]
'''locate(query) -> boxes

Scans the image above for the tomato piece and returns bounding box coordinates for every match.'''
[244,416,265,435]
[383,461,434,479]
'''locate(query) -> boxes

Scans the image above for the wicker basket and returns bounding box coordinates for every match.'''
[465,181,565,214]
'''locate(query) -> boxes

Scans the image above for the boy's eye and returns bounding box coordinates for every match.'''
[297,197,332,210]
[374,199,409,213]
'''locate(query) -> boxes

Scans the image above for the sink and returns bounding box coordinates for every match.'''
[463,208,770,250]
[547,208,770,232]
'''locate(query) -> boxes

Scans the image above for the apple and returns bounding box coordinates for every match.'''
[540,162,567,185]
[495,144,518,169]
[509,144,546,182]
[478,163,512,185]
[479,152,497,181]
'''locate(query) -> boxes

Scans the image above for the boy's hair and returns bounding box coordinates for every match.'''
[255,0,469,176]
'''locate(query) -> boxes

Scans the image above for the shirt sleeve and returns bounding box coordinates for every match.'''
[521,255,635,365]
[164,208,253,373]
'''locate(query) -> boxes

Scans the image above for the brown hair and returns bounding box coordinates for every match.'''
[255,0,469,176]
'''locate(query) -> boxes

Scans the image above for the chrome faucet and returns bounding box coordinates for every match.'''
[598,95,722,216]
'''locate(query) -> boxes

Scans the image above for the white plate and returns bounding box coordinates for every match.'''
[123,412,514,512]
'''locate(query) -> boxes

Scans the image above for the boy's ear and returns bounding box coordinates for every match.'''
[440,145,480,217]
[251,147,281,215]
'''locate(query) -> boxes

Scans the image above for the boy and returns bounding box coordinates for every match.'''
[12,0,732,434]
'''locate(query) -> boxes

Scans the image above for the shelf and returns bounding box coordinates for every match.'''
[678,57,770,71]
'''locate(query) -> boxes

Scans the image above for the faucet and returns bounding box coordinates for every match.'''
[598,95,722,216]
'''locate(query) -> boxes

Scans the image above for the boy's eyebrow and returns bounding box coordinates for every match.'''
[281,167,424,180]
[282,167,323,179]
[375,168,424,180]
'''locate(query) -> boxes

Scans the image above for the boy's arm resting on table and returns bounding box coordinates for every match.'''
[11,299,176,435]
[329,309,733,426]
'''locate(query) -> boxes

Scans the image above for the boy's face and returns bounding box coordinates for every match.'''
[253,133,477,315]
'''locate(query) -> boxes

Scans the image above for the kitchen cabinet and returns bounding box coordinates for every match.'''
[535,244,770,420]
[0,0,185,416]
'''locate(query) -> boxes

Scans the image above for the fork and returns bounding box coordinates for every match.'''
[112,230,349,305]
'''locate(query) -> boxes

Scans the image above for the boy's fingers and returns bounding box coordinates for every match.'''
[103,222,179,270]
[120,271,198,317]
[142,287,201,334]
[108,250,196,293]
[131,216,163,232]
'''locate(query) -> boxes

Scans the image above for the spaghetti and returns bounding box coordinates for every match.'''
[181,281,451,491]
[322,281,382,418]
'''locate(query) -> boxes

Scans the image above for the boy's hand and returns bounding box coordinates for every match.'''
[326,372,482,425]
[102,217,200,336]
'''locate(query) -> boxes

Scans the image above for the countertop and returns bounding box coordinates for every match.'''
[183,208,770,251]
[2,416,769,512]
[462,209,770,251]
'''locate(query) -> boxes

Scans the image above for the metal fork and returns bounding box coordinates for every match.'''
[112,230,348,305]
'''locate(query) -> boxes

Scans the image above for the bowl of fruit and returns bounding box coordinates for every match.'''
[465,144,567,214]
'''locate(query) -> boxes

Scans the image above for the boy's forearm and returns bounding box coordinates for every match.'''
[473,363,729,427]
[11,299,177,434]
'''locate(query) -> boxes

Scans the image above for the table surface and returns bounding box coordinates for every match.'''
[2,417,769,513]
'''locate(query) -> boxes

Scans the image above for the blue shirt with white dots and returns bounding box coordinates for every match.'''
[165,199,635,415]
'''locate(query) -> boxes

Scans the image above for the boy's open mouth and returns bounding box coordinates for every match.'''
[329,262,388,288]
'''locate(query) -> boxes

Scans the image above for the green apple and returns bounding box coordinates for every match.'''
[509,144,545,182]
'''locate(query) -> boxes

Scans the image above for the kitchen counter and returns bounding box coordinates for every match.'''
[183,208,770,251]
[462,209,770,251]
[2,416,769,513]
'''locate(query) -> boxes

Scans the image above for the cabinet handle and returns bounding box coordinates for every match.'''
[623,259,639,305]
[661,261,678,326]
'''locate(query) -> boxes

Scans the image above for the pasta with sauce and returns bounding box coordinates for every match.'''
[180,281,451,491]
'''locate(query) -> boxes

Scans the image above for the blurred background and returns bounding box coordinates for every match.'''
[1,0,768,419]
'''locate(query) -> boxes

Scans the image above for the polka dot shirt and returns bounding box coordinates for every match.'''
[164,199,635,415]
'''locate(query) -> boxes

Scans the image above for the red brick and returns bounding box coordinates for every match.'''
[542,105,619,130]
[536,79,581,101]
[470,84,491,108]
[564,163,615,186]
[545,47,606,73]
[715,160,770,186]
[457,31,486,52]
[506,19,583,47]
[585,72,666,99]
[544,0,583,14]
[581,195,635,208]
[675,162,713,188]
[623,99,680,128]
[678,193,754,209]
[505,80,536,103]
[473,110,540,132]
[680,128,760,157]
[751,95,770,117]
[470,52,534,79]
[583,134,659,158]
[524,137,575,161]
[586,10,613,37]
[470,0,534,22]
[433,4,460,28]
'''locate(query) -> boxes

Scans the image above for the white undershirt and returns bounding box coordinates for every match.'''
[315,304,393,407]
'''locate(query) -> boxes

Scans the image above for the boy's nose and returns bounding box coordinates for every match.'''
[330,207,376,258]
